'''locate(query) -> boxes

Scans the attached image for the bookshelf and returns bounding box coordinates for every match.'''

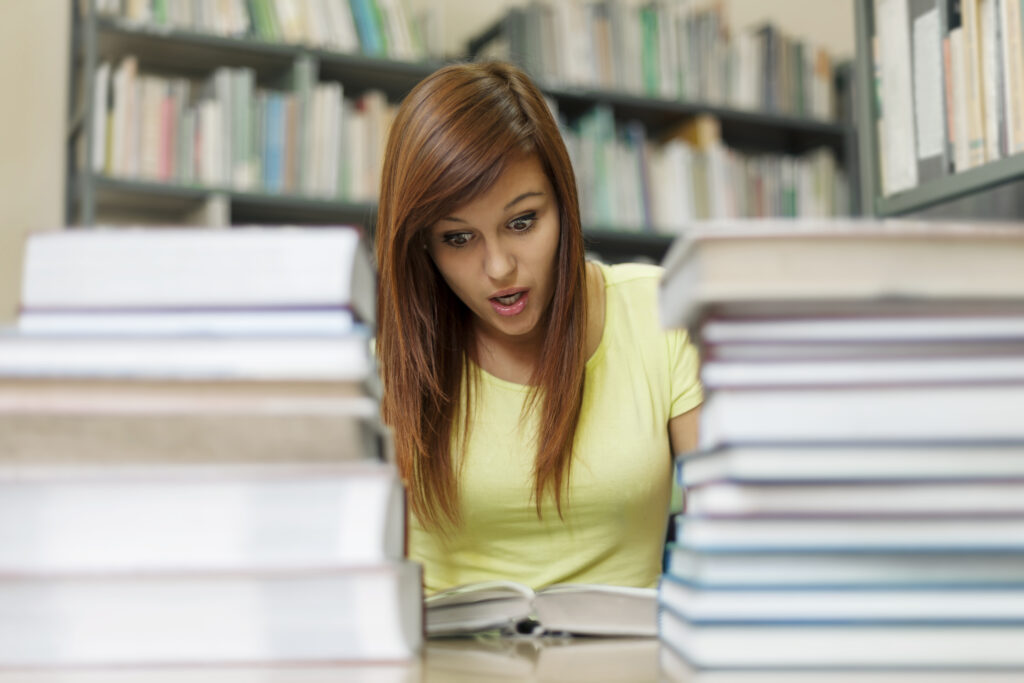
[67,4,438,231]
[467,4,858,261]
[855,0,1024,218]
[68,2,855,264]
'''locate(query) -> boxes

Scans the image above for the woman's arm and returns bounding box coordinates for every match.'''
[668,405,701,458]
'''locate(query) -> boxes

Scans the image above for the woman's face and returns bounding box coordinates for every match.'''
[426,153,560,348]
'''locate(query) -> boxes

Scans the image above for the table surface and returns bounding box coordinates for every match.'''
[0,637,1021,683]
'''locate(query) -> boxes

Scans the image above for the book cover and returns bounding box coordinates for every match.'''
[659,220,1024,330]
[0,461,403,571]
[21,227,376,324]
[664,542,1024,588]
[0,563,422,666]
[659,604,1024,668]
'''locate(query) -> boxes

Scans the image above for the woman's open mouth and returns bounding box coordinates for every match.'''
[489,289,528,316]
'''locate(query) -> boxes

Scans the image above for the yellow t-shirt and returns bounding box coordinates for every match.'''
[408,262,703,593]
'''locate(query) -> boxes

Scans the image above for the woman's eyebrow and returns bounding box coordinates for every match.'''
[440,190,545,224]
[504,191,543,210]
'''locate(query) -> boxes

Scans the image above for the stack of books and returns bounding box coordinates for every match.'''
[0,227,422,666]
[656,220,1024,670]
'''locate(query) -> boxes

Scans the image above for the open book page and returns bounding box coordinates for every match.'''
[533,584,657,636]
[425,581,535,636]
[425,582,657,637]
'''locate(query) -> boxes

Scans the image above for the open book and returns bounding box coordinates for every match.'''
[425,581,657,637]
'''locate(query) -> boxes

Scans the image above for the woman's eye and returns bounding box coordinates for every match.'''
[508,211,537,232]
[441,232,472,247]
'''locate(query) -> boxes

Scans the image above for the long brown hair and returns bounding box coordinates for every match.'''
[376,61,587,531]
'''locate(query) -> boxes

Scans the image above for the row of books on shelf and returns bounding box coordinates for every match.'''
[91,0,436,61]
[87,55,395,201]
[87,53,848,226]
[0,226,424,666]
[657,219,1024,669]
[875,0,1024,196]
[562,110,848,230]
[479,0,838,120]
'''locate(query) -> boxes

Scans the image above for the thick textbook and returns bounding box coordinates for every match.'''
[425,581,657,637]
[0,331,373,381]
[700,353,1024,388]
[697,309,1024,344]
[658,220,1024,329]
[677,443,1024,486]
[659,606,1024,668]
[659,645,1019,683]
[0,563,422,666]
[674,515,1024,551]
[664,543,1024,588]
[0,377,382,464]
[0,462,404,571]
[660,573,1024,623]
[698,384,1024,448]
[17,308,358,336]
[683,480,1024,516]
[21,227,375,324]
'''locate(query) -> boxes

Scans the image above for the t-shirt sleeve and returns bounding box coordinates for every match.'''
[667,327,703,417]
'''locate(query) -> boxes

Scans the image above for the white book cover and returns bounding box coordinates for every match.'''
[699,384,1024,448]
[700,353,1024,388]
[661,576,1024,622]
[685,480,1024,516]
[664,543,1024,587]
[325,0,360,53]
[0,462,402,572]
[678,443,1024,486]
[658,219,1024,330]
[0,562,422,666]
[21,227,374,324]
[699,310,1024,344]
[18,307,358,336]
[909,0,947,181]
[110,55,137,177]
[875,0,919,194]
[980,0,1003,161]
[674,515,1024,551]
[0,332,373,381]
[660,606,1024,668]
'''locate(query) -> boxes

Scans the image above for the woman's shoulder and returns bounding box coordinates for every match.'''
[597,262,664,308]
[597,261,664,288]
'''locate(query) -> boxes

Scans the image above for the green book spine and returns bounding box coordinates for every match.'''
[152,0,168,25]
[369,0,390,56]
[264,0,283,42]
[247,0,269,39]
[640,6,660,97]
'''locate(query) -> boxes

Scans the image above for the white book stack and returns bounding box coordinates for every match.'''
[657,220,1024,671]
[0,227,422,667]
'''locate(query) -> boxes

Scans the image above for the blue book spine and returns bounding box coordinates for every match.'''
[349,0,384,56]
[264,93,285,193]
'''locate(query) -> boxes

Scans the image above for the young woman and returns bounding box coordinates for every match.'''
[375,61,702,593]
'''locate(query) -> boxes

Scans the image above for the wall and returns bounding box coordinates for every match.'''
[0,1,69,324]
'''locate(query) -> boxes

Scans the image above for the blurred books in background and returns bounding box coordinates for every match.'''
[0,227,421,666]
[86,56,397,203]
[472,1,851,231]
[658,220,1024,670]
